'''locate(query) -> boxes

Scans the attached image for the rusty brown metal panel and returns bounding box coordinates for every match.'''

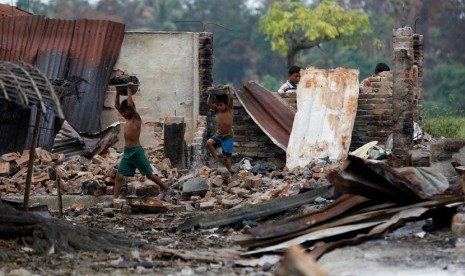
[62,19,125,133]
[36,18,75,78]
[236,81,295,150]
[247,194,370,240]
[0,4,32,17]
[0,16,125,154]
[329,155,451,202]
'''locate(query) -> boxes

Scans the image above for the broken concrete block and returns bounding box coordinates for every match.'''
[237,170,251,181]
[15,150,30,167]
[246,176,263,189]
[92,155,106,164]
[0,161,10,176]
[182,177,209,199]
[452,212,465,237]
[32,172,50,183]
[122,204,132,214]
[36,148,52,163]
[221,198,242,209]
[227,180,241,189]
[113,199,127,209]
[51,153,65,164]
[199,200,216,210]
[1,152,19,162]
[210,175,224,187]
[198,166,211,178]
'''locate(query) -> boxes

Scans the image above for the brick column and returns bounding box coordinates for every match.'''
[413,34,424,127]
[198,32,213,117]
[392,27,414,167]
[351,72,393,150]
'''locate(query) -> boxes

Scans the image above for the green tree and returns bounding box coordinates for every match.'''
[259,0,372,66]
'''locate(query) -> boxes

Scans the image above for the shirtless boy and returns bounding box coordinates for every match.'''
[206,85,234,172]
[113,83,170,199]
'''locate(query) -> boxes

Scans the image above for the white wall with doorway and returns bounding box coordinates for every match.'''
[101,32,200,149]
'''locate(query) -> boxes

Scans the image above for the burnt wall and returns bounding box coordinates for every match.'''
[351,71,394,150]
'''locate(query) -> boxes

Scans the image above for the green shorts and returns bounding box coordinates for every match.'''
[117,146,153,176]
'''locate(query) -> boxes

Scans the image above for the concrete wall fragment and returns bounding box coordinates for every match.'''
[286,67,359,169]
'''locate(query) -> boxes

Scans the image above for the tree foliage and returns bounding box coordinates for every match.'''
[259,0,372,66]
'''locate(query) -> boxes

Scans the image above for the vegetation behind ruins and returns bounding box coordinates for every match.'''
[15,0,465,127]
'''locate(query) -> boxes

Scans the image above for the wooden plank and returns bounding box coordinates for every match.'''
[177,185,331,231]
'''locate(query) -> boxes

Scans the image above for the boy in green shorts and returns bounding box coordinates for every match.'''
[114,83,170,199]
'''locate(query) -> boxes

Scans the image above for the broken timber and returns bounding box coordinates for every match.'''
[235,154,464,258]
[0,203,134,253]
[235,81,295,150]
[177,185,331,231]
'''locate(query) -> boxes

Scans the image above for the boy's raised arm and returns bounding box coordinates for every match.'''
[207,92,218,112]
[225,85,234,109]
[127,83,141,120]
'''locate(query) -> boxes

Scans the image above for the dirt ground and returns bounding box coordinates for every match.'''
[1,203,465,276]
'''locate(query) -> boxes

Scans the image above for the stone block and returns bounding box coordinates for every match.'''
[182,177,209,198]
[0,162,10,176]
[1,152,19,162]
[15,150,30,167]
[244,176,262,189]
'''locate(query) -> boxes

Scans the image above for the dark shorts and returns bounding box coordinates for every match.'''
[117,146,153,176]
[212,134,234,156]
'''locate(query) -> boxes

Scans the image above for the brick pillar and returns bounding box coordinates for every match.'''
[413,34,424,127]
[392,27,414,167]
[199,32,213,115]
[350,72,393,151]
[164,117,186,169]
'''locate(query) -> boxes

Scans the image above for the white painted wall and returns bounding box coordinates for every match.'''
[101,32,199,149]
[286,67,359,169]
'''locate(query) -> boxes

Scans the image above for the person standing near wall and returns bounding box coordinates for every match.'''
[360,62,390,93]
[278,65,301,94]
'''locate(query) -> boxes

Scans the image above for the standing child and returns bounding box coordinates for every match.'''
[206,85,234,172]
[113,83,170,200]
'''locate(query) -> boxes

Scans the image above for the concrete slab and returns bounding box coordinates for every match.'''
[318,237,465,276]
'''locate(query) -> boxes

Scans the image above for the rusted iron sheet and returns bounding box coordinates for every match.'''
[52,121,120,160]
[239,194,463,251]
[177,185,330,231]
[246,194,370,240]
[286,67,359,169]
[236,81,295,150]
[245,220,384,255]
[0,15,125,153]
[309,205,441,260]
[328,155,450,203]
[0,4,31,17]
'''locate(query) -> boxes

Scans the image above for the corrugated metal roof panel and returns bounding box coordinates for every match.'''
[0,4,32,17]
[0,16,125,154]
[286,67,360,169]
[236,81,295,150]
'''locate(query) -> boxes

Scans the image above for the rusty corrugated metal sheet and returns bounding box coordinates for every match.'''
[51,120,120,160]
[286,67,360,169]
[236,81,295,150]
[328,154,450,202]
[0,4,32,17]
[0,15,125,154]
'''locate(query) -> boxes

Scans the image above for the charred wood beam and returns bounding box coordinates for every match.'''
[177,185,332,231]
